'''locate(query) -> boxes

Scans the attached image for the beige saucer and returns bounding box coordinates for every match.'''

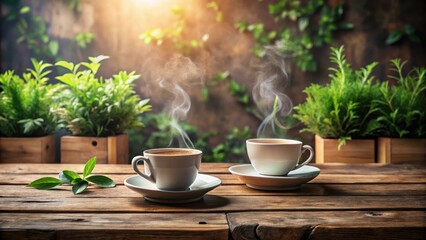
[229,164,320,191]
[124,174,221,204]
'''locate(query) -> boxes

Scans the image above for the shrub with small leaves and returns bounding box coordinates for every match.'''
[28,156,116,194]
[294,46,382,147]
[0,59,61,137]
[53,55,152,137]
[375,59,426,138]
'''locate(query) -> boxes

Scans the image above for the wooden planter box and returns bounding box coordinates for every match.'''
[315,135,376,163]
[61,134,129,164]
[0,135,56,163]
[378,137,426,164]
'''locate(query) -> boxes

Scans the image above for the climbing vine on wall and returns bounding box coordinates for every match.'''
[236,0,353,72]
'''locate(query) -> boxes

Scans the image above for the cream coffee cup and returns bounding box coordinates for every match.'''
[131,148,202,191]
[246,138,314,176]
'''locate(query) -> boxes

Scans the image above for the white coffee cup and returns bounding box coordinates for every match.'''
[246,138,314,176]
[131,148,202,191]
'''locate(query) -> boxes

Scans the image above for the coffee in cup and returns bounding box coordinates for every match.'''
[131,148,202,191]
[246,138,313,176]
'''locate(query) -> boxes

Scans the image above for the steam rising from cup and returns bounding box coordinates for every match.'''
[253,47,293,137]
[156,55,203,148]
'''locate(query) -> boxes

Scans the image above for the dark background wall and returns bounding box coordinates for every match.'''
[1,0,426,149]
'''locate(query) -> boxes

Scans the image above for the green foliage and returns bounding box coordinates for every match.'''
[386,25,421,45]
[75,32,94,49]
[207,127,252,162]
[53,56,152,137]
[28,156,116,194]
[294,46,382,147]
[0,60,61,137]
[139,5,209,53]
[4,3,60,60]
[202,71,256,115]
[375,60,426,137]
[127,113,253,162]
[237,0,352,72]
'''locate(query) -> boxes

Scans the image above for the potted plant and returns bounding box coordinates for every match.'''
[0,60,60,163]
[376,59,426,164]
[294,46,381,163]
[54,56,152,164]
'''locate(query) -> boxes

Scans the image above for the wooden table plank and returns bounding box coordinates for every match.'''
[0,213,229,240]
[1,184,425,198]
[1,163,426,175]
[2,173,426,185]
[1,195,424,213]
[0,163,236,174]
[227,211,426,240]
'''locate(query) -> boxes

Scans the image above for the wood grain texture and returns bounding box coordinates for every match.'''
[0,213,228,240]
[2,183,425,198]
[227,211,426,240]
[2,163,426,174]
[60,135,129,164]
[1,195,424,213]
[0,163,425,239]
[3,172,426,185]
[378,138,426,164]
[0,135,56,163]
[315,135,376,163]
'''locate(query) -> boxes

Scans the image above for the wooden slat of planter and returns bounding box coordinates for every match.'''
[0,135,55,163]
[61,136,109,164]
[1,184,425,198]
[0,213,229,240]
[315,135,375,163]
[2,172,426,185]
[378,138,426,164]
[227,211,426,240]
[1,195,424,213]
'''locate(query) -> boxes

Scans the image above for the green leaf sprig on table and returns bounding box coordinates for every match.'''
[27,157,116,194]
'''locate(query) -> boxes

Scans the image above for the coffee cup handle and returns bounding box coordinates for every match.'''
[131,156,155,183]
[293,145,314,170]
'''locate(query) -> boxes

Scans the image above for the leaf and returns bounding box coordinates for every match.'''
[28,177,62,190]
[86,175,116,188]
[49,41,59,56]
[72,180,89,194]
[88,55,110,64]
[20,6,30,14]
[83,156,96,178]
[386,31,403,45]
[59,172,70,184]
[61,170,81,183]
[298,17,309,31]
[56,61,74,71]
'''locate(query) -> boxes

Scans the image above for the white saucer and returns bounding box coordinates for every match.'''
[229,164,320,191]
[124,174,221,204]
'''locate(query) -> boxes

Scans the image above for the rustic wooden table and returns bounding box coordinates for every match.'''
[0,163,425,240]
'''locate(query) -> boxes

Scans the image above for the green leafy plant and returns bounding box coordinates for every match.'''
[28,157,116,194]
[0,59,61,137]
[53,55,152,137]
[75,32,94,49]
[127,113,254,162]
[375,59,426,137]
[386,25,421,45]
[236,0,353,71]
[139,5,209,53]
[3,3,59,60]
[294,46,382,147]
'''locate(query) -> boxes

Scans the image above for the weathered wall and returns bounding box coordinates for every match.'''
[1,0,426,149]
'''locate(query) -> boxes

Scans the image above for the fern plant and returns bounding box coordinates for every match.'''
[375,60,426,138]
[53,56,152,137]
[294,46,382,147]
[0,59,60,137]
